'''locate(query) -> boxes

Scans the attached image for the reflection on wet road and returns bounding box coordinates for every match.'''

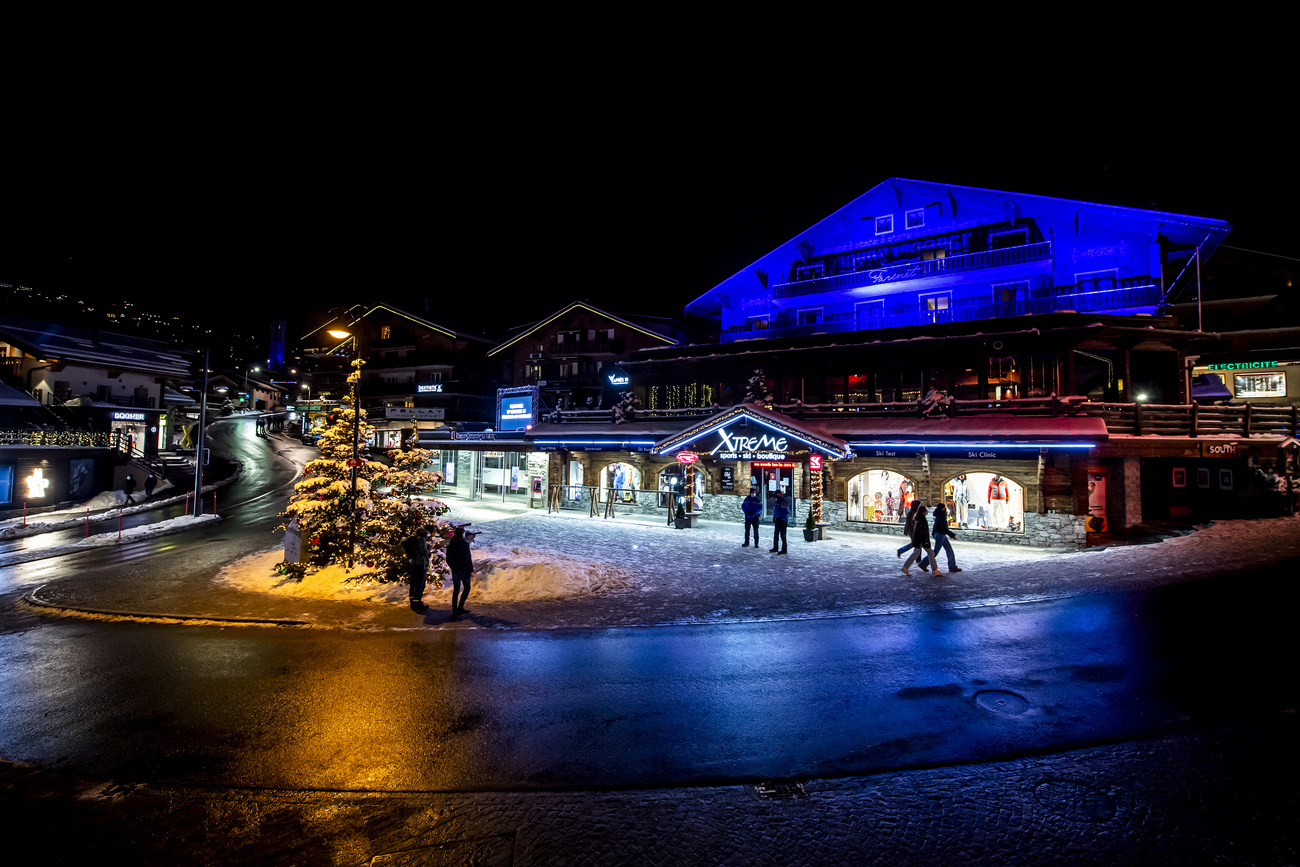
[0,575,1291,792]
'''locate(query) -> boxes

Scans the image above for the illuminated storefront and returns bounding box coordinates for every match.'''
[846,470,916,524]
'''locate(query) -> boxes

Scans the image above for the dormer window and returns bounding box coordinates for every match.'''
[905,208,925,230]
[875,215,894,235]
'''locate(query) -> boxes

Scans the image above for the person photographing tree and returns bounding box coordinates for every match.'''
[402,528,431,613]
[447,525,474,618]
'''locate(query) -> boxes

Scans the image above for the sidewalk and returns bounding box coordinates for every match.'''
[20,494,1300,631]
[3,712,1293,865]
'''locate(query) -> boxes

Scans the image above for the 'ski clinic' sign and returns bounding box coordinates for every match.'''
[709,427,789,461]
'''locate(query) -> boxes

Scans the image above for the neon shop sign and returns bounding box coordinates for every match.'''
[709,426,789,460]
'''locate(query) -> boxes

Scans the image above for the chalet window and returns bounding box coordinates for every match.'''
[855,300,884,320]
[749,316,769,331]
[1074,269,1118,294]
[1234,373,1285,398]
[905,208,925,230]
[875,214,894,235]
[992,282,1029,310]
[380,326,391,339]
[919,292,950,312]
[798,309,822,327]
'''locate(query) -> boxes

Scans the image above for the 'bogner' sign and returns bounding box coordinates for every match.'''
[709,426,789,461]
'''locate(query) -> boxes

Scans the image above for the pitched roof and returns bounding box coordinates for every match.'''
[686,177,1233,317]
[302,303,496,346]
[0,317,192,378]
[487,301,680,357]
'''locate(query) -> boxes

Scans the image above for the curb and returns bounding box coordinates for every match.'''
[20,585,309,627]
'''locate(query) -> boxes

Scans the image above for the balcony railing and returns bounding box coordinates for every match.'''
[722,283,1161,343]
[0,429,118,447]
[539,398,1300,440]
[774,241,1054,301]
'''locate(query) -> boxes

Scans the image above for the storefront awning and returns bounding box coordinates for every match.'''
[652,404,853,459]
[818,414,1107,449]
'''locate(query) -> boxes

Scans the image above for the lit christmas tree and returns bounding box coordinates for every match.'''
[279,361,455,582]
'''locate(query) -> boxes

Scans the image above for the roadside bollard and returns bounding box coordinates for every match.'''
[118,510,122,540]
[185,492,190,516]
[85,509,90,538]
[22,501,27,528]
[212,490,217,517]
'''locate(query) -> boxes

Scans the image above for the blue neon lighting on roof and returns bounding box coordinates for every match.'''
[662,414,843,456]
[847,442,1095,449]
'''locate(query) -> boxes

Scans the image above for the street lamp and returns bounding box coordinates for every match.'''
[244,365,260,410]
[329,328,363,569]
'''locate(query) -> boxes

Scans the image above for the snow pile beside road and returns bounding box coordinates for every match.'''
[215,544,636,605]
[73,514,220,547]
[457,545,636,602]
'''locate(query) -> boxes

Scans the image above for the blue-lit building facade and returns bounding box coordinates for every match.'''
[523,179,1297,546]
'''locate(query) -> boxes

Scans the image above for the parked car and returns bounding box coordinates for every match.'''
[301,431,320,446]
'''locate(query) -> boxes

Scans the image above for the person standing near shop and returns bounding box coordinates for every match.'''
[769,495,789,554]
[402,527,431,612]
[741,489,763,548]
[902,504,943,577]
[919,502,962,574]
[447,524,474,617]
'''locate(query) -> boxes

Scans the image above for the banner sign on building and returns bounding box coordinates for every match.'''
[496,386,540,432]
[385,407,446,420]
[112,411,147,421]
[416,383,444,393]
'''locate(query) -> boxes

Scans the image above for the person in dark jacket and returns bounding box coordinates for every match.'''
[446,524,474,617]
[122,474,137,505]
[401,528,430,612]
[902,505,943,576]
[144,474,157,499]
[741,490,763,547]
[770,495,789,554]
[897,500,922,559]
[919,502,962,573]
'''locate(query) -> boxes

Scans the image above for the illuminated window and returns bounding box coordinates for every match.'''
[380,326,391,339]
[846,470,916,523]
[1234,372,1286,398]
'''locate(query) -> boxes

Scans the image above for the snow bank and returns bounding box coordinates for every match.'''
[215,544,636,605]
[72,514,220,548]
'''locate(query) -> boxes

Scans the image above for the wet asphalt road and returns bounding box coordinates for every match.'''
[0,418,1295,796]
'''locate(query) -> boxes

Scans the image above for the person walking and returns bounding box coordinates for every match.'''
[902,504,943,576]
[122,474,137,505]
[741,489,763,548]
[918,502,962,574]
[402,527,431,612]
[447,524,474,617]
[897,500,922,559]
[144,474,158,499]
[770,495,789,554]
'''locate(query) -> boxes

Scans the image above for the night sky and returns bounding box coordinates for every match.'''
[4,70,1294,346]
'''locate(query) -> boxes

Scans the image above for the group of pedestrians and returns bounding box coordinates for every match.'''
[737,487,963,576]
[741,489,788,554]
[122,473,158,505]
[404,524,475,618]
[898,500,962,577]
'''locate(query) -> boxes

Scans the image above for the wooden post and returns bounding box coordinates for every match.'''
[1134,402,1143,437]
[1191,402,1199,438]
[1244,403,1252,438]
[86,509,90,538]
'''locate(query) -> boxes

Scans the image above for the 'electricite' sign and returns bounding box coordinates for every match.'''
[1207,361,1280,371]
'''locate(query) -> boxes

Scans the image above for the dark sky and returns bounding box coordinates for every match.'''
[4,67,1294,346]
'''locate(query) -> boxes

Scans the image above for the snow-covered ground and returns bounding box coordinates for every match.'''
[213,500,1300,624]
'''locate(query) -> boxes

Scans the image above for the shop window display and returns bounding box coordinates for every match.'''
[943,472,1024,533]
[846,470,916,523]
[600,462,642,502]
